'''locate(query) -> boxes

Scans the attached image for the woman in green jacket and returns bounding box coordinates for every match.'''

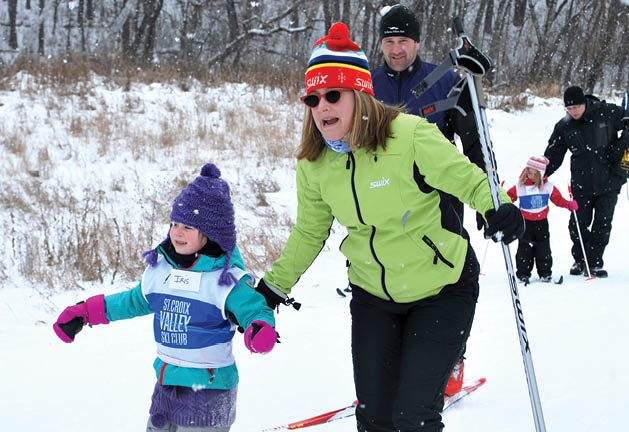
[256,22,523,431]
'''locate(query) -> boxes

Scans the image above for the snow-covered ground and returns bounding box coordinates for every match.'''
[2,81,628,431]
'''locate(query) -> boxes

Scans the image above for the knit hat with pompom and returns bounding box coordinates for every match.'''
[143,163,237,286]
[526,155,549,176]
[304,22,373,96]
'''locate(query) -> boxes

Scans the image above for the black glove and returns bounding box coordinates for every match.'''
[484,203,525,245]
[255,279,301,311]
[475,211,486,231]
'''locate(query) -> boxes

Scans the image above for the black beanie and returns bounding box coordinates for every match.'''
[564,86,586,106]
[379,5,420,42]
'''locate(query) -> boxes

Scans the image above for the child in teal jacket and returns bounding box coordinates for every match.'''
[54,163,276,431]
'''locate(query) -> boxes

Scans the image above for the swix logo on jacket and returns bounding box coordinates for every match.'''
[141,256,246,368]
[370,177,391,188]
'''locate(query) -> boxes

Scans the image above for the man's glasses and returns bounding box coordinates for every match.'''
[301,89,351,108]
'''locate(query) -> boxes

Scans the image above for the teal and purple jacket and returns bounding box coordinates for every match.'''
[104,246,274,389]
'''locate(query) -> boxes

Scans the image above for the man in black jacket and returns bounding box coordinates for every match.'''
[544,86,628,277]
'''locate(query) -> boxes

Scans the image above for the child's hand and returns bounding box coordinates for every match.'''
[53,294,108,343]
[566,200,579,211]
[244,320,277,354]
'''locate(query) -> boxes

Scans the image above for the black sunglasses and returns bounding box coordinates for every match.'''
[301,89,350,108]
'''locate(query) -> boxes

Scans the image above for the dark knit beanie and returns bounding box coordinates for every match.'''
[563,86,586,106]
[143,163,238,286]
[379,5,420,42]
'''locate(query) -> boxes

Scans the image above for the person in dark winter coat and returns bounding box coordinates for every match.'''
[371,4,487,228]
[507,156,578,284]
[53,164,277,432]
[254,22,524,432]
[544,86,629,278]
[370,3,487,396]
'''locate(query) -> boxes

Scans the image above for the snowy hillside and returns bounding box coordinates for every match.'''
[2,81,628,431]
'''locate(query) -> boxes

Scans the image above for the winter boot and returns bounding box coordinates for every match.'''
[569,262,584,275]
[445,360,464,396]
[539,275,552,283]
[590,267,608,278]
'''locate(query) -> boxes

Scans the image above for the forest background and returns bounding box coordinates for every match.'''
[0,0,628,93]
[1,0,628,292]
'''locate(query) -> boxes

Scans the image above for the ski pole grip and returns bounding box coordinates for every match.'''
[453,16,464,36]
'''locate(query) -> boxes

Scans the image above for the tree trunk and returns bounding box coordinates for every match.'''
[78,0,86,52]
[8,0,18,49]
[513,0,526,27]
[38,0,45,56]
[132,0,164,64]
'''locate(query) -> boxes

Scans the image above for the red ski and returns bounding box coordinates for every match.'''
[261,378,486,430]
[260,400,358,431]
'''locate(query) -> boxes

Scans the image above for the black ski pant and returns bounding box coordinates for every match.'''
[515,219,552,279]
[570,189,619,268]
[350,247,479,432]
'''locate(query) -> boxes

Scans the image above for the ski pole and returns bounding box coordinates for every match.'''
[478,239,490,276]
[567,185,595,280]
[450,17,547,432]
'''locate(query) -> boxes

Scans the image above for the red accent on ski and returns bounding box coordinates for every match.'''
[260,401,358,431]
[261,378,486,430]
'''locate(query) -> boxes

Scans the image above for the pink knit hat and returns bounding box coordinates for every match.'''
[526,156,549,175]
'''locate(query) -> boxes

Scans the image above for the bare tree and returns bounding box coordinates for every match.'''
[513,0,526,27]
[581,0,619,91]
[8,0,18,49]
[1,0,628,93]
[125,0,164,63]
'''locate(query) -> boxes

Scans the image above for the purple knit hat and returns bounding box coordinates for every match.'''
[144,163,238,286]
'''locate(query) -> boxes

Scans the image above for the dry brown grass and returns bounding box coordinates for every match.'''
[0,58,304,288]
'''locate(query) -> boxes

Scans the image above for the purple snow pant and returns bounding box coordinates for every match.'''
[146,382,236,432]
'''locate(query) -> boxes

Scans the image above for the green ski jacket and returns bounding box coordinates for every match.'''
[265,113,509,303]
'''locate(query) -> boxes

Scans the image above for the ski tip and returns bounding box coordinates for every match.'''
[336,288,347,297]
[554,275,564,284]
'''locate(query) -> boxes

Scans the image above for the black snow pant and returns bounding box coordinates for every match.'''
[350,247,479,432]
[570,189,619,269]
[515,219,552,279]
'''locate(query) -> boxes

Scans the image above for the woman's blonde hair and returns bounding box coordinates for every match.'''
[297,90,402,161]
[519,167,543,188]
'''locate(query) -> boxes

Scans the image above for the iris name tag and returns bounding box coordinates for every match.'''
[169,269,202,292]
